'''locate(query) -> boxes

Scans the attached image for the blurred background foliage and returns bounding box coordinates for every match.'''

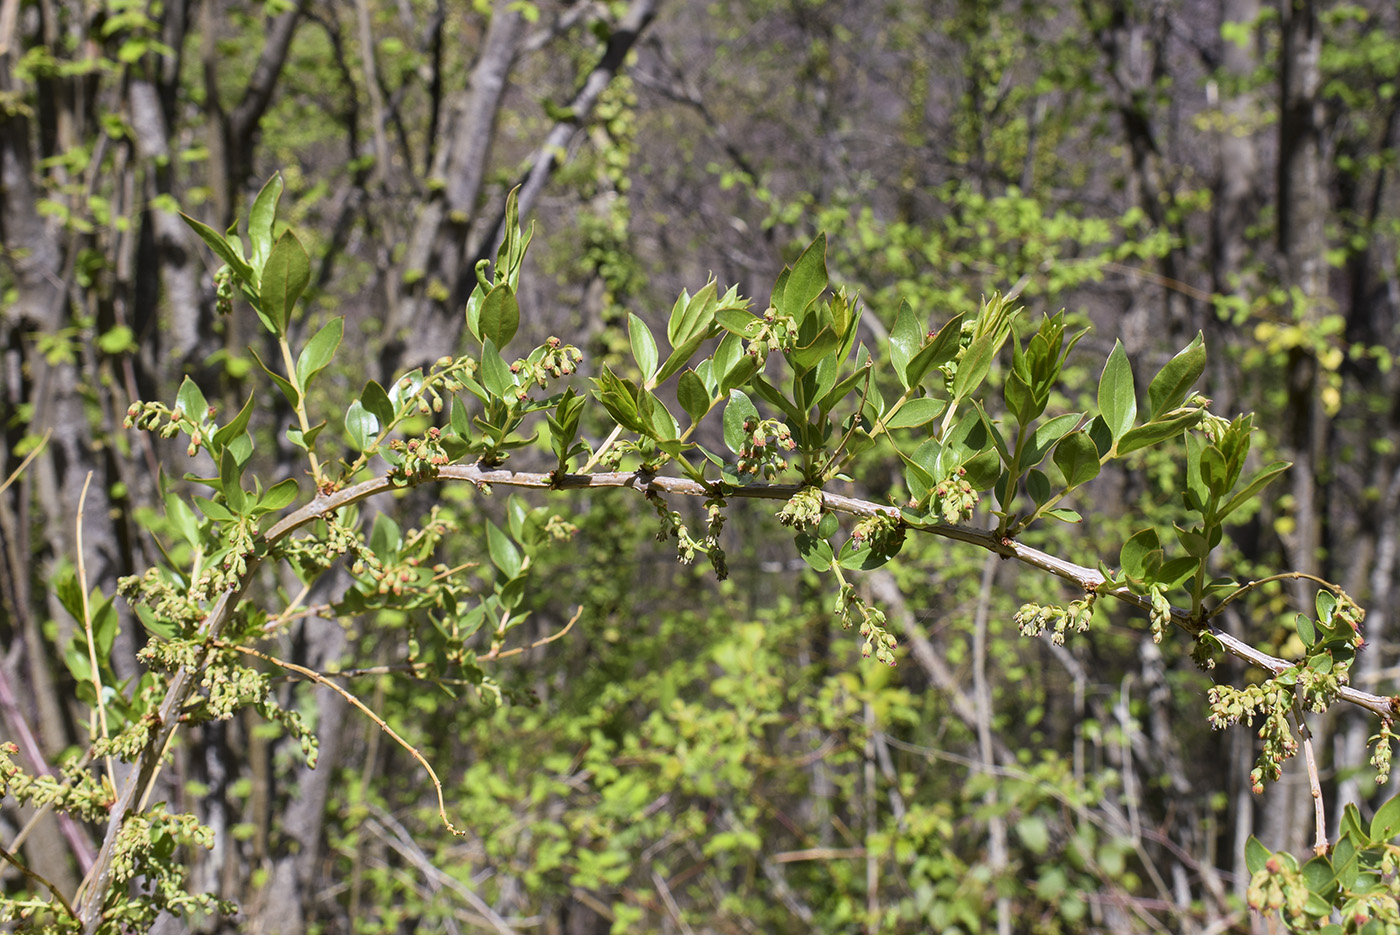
[3,0,1399,931]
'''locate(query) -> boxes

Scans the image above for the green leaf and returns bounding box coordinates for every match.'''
[486,520,523,579]
[360,380,395,427]
[220,447,247,514]
[722,390,760,455]
[628,313,659,382]
[1115,409,1203,456]
[1043,508,1082,523]
[1120,528,1162,583]
[192,495,235,522]
[962,448,1002,490]
[1026,469,1051,506]
[593,367,646,433]
[677,370,710,424]
[1295,613,1317,648]
[1331,835,1359,889]
[1316,590,1337,623]
[794,530,833,571]
[1003,370,1040,425]
[295,317,344,392]
[345,401,376,450]
[1098,339,1136,443]
[668,279,718,348]
[715,307,762,338]
[1147,333,1206,418]
[260,229,310,334]
[720,352,761,395]
[951,328,1000,403]
[655,329,711,386]
[176,376,210,425]
[885,396,945,430]
[1199,445,1230,498]
[180,213,253,281]
[212,393,255,453]
[888,300,921,390]
[479,339,516,400]
[750,375,806,428]
[249,346,300,409]
[836,533,904,570]
[817,359,871,413]
[1371,795,1400,843]
[1053,431,1101,488]
[904,313,965,388]
[1024,412,1084,466]
[164,491,201,548]
[782,233,828,319]
[1215,460,1292,522]
[638,391,679,441]
[788,321,840,372]
[477,283,520,349]
[255,477,299,514]
[248,173,283,270]
[287,421,327,452]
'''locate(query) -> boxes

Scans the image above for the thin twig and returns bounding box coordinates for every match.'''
[652,868,695,935]
[1295,702,1329,856]
[75,472,114,787]
[480,605,582,661]
[0,842,79,922]
[0,429,51,494]
[364,807,517,935]
[213,641,465,836]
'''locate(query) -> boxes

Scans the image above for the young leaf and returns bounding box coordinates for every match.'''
[479,339,516,400]
[211,393,255,453]
[486,520,523,579]
[668,279,718,348]
[794,530,833,571]
[722,390,760,455]
[1120,528,1163,583]
[1053,431,1101,488]
[1098,340,1137,444]
[255,477,300,515]
[951,328,1000,403]
[782,233,828,320]
[249,346,300,410]
[360,380,396,427]
[905,313,965,388]
[219,447,247,514]
[176,376,210,425]
[639,391,679,441]
[248,173,283,270]
[1371,795,1400,843]
[478,283,520,350]
[260,229,310,334]
[295,317,344,392]
[1296,613,1317,648]
[1214,460,1291,522]
[836,534,904,571]
[629,313,659,382]
[677,370,710,424]
[1114,409,1203,456]
[888,300,921,390]
[789,321,840,372]
[180,213,253,281]
[593,367,647,434]
[1147,332,1206,418]
[885,397,945,430]
[654,329,711,386]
